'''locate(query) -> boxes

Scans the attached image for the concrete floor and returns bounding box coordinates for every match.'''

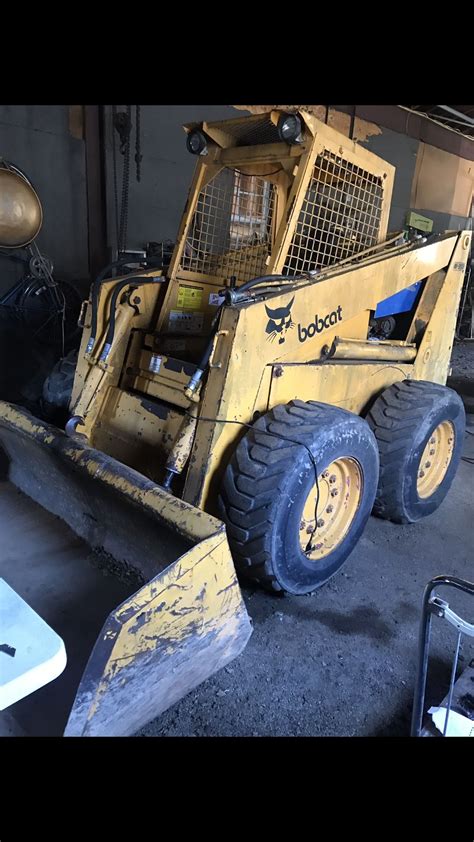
[0,484,136,736]
[139,419,474,737]
[1,346,473,737]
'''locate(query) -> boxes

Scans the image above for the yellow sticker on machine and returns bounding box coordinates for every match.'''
[177,284,203,310]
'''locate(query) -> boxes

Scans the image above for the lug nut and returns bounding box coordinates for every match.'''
[322,471,329,479]
[329,475,337,484]
[430,437,435,444]
[326,505,334,514]
[330,489,339,497]
[448,438,453,444]
[419,470,425,478]
[315,542,323,551]
[425,461,431,468]
[300,521,305,531]
[429,449,435,455]
[317,518,325,528]
[306,526,313,534]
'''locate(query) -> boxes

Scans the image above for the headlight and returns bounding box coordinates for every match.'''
[186,129,208,155]
[277,113,303,145]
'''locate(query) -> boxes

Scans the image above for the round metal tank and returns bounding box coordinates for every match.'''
[0,167,43,248]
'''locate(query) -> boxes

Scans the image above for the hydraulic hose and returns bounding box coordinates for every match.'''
[87,256,164,355]
[224,273,308,304]
[183,304,225,399]
[87,256,141,355]
[99,276,165,362]
[225,233,409,305]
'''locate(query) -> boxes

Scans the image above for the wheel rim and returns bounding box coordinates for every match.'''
[416,421,455,499]
[299,457,363,561]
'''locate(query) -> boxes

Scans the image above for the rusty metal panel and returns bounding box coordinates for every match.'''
[269,362,414,415]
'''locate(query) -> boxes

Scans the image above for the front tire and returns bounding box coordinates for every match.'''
[219,400,379,595]
[367,380,465,524]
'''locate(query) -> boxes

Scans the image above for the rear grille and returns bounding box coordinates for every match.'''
[283,150,384,274]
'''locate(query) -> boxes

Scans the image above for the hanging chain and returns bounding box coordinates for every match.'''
[112,105,141,256]
[135,105,142,183]
[117,105,132,255]
[111,105,120,251]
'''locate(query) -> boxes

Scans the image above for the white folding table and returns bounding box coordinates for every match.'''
[0,578,67,711]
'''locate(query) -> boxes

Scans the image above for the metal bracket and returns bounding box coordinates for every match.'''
[429,596,474,638]
[208,330,229,369]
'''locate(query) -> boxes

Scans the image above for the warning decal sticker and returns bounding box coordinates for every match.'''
[177,285,203,310]
[168,310,204,333]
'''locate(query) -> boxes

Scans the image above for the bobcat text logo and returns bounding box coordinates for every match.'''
[265,297,295,345]
[298,306,343,343]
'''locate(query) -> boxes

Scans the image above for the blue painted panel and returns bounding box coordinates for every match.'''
[375,282,421,317]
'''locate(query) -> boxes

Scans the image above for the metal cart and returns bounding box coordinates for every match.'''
[411,575,474,737]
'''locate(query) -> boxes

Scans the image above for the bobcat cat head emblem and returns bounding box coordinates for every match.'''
[265,297,295,344]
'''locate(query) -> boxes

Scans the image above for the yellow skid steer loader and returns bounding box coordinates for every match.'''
[0,110,470,736]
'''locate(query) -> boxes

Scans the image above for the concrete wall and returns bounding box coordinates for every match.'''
[0,105,88,294]
[103,105,238,255]
[1,105,470,301]
[106,104,469,248]
[358,129,420,232]
[360,128,473,233]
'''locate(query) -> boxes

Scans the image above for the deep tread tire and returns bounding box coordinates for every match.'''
[219,400,379,595]
[42,349,78,419]
[366,380,465,524]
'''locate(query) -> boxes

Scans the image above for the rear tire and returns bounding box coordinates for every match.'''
[42,349,78,422]
[367,379,465,524]
[219,400,379,595]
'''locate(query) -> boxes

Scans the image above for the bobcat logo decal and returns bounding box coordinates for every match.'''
[265,297,295,344]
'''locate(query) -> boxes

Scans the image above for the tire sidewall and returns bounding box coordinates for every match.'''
[269,418,379,594]
[402,390,465,520]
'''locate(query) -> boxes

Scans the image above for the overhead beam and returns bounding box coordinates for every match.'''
[436,105,474,126]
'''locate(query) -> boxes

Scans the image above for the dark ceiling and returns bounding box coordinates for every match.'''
[402,105,474,138]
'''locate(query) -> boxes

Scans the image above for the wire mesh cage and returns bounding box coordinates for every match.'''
[283,150,384,274]
[181,169,276,282]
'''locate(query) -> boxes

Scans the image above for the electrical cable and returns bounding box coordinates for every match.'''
[29,240,67,356]
[185,411,321,554]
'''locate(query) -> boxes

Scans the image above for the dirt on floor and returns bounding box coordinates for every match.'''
[138,433,474,737]
[450,340,474,378]
[137,345,474,737]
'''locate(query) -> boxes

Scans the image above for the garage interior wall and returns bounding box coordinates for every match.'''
[236,105,474,234]
[0,105,89,295]
[362,130,473,232]
[102,105,239,256]
[1,105,472,300]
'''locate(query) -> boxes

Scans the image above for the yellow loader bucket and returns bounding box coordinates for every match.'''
[0,401,252,736]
